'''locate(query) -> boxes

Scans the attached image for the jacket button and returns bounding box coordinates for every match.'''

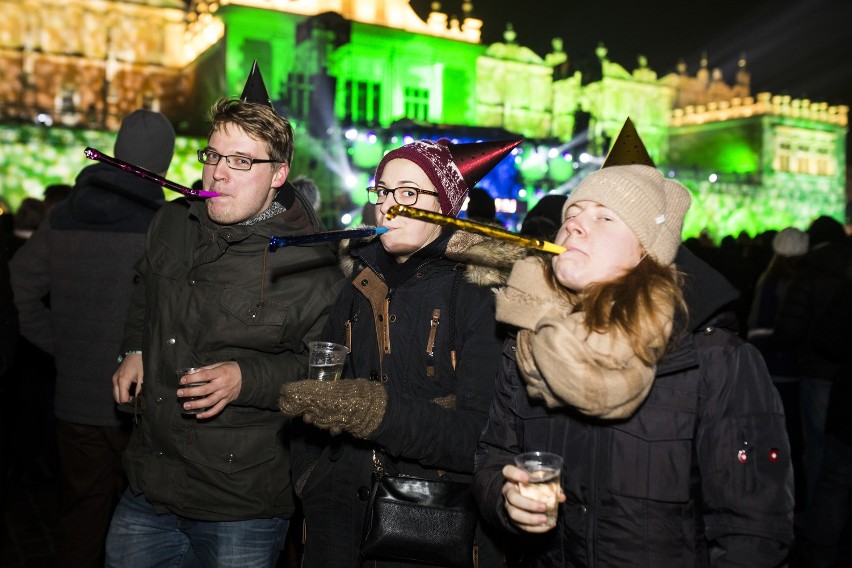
[247,309,257,319]
[155,397,163,404]
[389,314,396,322]
[381,374,389,383]
[377,314,383,322]
[357,486,371,500]
[361,279,369,286]
[166,338,176,345]
[369,371,379,381]
[226,453,235,463]
[187,279,195,287]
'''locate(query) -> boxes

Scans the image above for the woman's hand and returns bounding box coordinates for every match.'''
[501,464,566,533]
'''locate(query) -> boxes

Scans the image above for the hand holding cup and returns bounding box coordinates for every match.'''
[502,451,564,532]
[176,367,211,415]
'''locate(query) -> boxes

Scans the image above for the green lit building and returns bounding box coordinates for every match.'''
[0,0,847,237]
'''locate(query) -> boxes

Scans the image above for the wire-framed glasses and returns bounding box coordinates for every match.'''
[197,149,277,171]
[366,186,440,206]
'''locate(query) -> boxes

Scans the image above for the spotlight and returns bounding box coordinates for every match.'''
[35,112,53,126]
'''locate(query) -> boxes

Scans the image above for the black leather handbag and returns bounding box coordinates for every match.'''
[359,472,478,568]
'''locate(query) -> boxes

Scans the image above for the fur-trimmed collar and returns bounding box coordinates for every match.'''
[339,228,527,288]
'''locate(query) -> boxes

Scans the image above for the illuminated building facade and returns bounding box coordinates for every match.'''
[0,0,847,237]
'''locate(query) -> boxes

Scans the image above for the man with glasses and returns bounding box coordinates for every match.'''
[106,64,343,567]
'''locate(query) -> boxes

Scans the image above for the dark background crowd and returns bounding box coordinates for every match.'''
[1,185,851,567]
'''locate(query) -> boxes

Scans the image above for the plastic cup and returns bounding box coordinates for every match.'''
[308,341,348,381]
[176,367,209,415]
[514,451,563,527]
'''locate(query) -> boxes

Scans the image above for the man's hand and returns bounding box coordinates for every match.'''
[176,361,242,419]
[113,353,143,404]
[501,464,566,533]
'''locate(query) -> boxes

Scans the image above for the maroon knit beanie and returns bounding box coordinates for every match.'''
[374,139,466,216]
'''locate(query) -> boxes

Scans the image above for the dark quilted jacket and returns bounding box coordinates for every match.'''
[473,247,795,567]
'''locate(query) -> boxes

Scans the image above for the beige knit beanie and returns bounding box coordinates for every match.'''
[562,165,692,265]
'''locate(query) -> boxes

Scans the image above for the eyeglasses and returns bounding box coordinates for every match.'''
[197,150,277,171]
[366,186,439,206]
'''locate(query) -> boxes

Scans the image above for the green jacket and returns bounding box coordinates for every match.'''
[121,188,343,521]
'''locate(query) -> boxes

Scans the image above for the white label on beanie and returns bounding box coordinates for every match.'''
[655,214,665,224]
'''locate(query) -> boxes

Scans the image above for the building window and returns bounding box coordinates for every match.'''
[403,87,429,121]
[343,79,380,124]
[286,72,313,120]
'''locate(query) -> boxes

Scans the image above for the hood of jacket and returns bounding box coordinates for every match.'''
[676,244,740,332]
[338,228,526,288]
[50,163,166,233]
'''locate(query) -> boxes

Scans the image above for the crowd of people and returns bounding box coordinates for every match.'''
[0,62,850,568]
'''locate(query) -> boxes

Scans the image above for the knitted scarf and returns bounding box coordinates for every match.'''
[495,257,673,420]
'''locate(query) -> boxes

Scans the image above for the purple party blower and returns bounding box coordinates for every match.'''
[84,147,218,198]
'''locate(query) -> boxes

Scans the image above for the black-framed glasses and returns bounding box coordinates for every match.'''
[197,149,277,171]
[366,186,440,206]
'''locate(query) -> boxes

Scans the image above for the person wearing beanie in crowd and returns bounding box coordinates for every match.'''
[104,63,343,567]
[473,120,794,567]
[773,214,852,515]
[9,108,175,567]
[465,186,498,224]
[279,137,522,566]
[519,193,568,241]
[290,174,322,211]
[747,227,809,379]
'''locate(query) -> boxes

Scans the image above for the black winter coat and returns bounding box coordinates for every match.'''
[122,187,344,521]
[473,247,795,567]
[291,231,515,567]
[773,241,852,380]
[9,163,163,426]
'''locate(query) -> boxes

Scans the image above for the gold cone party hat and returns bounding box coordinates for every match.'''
[601,117,655,168]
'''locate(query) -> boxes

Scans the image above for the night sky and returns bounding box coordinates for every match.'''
[410,0,852,109]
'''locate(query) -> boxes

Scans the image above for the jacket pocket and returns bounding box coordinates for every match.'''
[607,385,697,503]
[149,240,187,280]
[181,425,275,475]
[218,287,289,350]
[220,287,289,326]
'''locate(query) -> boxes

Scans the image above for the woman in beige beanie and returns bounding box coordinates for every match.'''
[498,164,693,420]
[474,164,794,566]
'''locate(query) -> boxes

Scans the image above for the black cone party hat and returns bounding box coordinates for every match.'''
[240,60,273,108]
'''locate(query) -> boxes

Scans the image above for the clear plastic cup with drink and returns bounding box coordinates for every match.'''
[514,451,563,527]
[308,341,348,381]
[176,367,209,415]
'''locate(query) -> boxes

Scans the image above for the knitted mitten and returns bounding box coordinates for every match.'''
[279,378,388,438]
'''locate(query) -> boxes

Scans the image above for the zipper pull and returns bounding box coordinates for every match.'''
[426,308,440,377]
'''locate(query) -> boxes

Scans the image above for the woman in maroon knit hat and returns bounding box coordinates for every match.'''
[281,137,521,567]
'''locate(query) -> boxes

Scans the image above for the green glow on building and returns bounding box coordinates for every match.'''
[0,2,846,240]
[0,125,204,212]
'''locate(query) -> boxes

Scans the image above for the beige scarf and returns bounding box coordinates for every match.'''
[495,257,673,420]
